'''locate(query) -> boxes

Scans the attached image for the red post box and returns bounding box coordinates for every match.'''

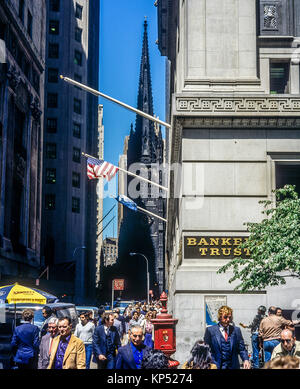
[151,291,180,368]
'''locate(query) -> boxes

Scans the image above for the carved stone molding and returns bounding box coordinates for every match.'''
[6,65,21,92]
[179,117,300,129]
[30,95,42,120]
[174,96,300,117]
[171,118,183,164]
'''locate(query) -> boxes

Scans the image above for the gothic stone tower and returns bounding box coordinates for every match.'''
[118,20,165,299]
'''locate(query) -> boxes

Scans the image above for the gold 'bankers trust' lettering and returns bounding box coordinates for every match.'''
[186,237,250,256]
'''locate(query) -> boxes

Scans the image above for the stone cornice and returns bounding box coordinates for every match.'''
[173,94,300,117]
[177,117,300,128]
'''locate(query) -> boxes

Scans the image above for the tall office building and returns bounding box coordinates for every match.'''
[95,104,104,287]
[0,0,46,281]
[117,135,129,235]
[158,0,300,363]
[42,0,99,303]
[117,20,166,299]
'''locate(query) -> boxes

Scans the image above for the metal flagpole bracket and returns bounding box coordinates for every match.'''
[60,75,171,129]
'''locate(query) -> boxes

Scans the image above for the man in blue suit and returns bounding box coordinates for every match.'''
[11,308,40,369]
[116,325,151,369]
[92,312,121,369]
[204,305,251,369]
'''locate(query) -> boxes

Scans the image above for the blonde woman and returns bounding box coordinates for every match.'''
[143,311,154,348]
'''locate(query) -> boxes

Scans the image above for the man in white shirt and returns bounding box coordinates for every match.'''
[74,312,95,369]
[38,317,59,369]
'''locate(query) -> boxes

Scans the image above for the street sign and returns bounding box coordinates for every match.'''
[113,279,124,291]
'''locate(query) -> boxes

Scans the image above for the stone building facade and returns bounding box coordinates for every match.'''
[0,0,46,281]
[157,0,300,363]
[41,0,99,303]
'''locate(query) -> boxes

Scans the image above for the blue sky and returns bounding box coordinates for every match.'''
[99,0,166,238]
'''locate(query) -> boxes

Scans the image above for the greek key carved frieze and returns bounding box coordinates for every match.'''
[176,97,300,115]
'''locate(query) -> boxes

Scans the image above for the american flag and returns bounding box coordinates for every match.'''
[86,156,119,181]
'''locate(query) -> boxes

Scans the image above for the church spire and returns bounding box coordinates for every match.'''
[136,19,154,115]
[135,19,155,163]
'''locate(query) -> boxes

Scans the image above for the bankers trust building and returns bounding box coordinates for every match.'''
[157,0,300,363]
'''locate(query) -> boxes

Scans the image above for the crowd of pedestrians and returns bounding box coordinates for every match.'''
[8,301,300,370]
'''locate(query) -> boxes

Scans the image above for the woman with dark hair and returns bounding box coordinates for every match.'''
[182,340,217,369]
[141,349,169,369]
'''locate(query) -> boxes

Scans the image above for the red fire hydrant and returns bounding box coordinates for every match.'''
[151,291,180,369]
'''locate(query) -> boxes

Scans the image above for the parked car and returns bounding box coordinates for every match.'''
[113,300,135,315]
[3,302,79,332]
[76,306,99,322]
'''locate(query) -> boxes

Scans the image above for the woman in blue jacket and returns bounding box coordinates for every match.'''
[11,309,40,369]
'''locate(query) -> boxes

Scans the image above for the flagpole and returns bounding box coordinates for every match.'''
[136,206,167,223]
[60,75,171,129]
[82,152,168,192]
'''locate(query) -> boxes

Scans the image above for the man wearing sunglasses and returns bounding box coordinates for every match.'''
[259,306,300,363]
[271,329,300,360]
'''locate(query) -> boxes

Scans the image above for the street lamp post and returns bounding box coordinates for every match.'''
[129,252,149,305]
[73,246,86,304]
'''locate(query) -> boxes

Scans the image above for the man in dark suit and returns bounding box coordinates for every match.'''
[204,305,251,369]
[92,312,121,369]
[11,309,40,369]
[38,317,59,369]
[116,325,151,369]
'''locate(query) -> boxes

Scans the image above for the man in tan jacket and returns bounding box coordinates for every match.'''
[259,306,300,363]
[47,317,86,369]
[271,329,300,360]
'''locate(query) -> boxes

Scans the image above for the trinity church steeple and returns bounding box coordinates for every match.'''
[131,19,158,165]
[115,20,166,299]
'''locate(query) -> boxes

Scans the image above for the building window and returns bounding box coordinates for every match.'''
[270,62,290,94]
[46,168,56,184]
[46,143,57,159]
[74,74,82,83]
[49,20,59,35]
[45,194,56,210]
[72,197,80,213]
[75,27,82,43]
[47,93,58,108]
[74,50,82,66]
[73,122,81,138]
[48,68,59,83]
[72,172,80,188]
[19,0,25,23]
[264,5,277,30]
[27,11,32,38]
[73,98,82,114]
[48,43,59,58]
[74,73,82,90]
[46,118,57,133]
[75,3,83,19]
[50,0,60,12]
[276,163,300,195]
[73,147,81,163]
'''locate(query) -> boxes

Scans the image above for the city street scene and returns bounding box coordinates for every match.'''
[1,0,300,374]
